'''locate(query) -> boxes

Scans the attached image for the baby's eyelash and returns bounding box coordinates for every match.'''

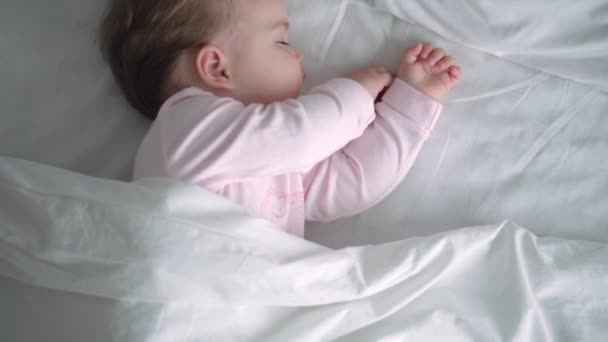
[278,41,290,46]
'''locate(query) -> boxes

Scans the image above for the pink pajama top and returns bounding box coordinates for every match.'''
[133,78,442,237]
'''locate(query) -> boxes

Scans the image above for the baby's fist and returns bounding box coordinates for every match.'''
[346,67,394,100]
[398,42,462,101]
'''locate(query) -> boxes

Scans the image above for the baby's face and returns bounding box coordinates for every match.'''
[227,0,304,104]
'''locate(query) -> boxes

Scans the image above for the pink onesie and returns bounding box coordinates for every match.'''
[133,78,441,237]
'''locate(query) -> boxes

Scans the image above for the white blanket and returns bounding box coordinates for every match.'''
[1,0,608,340]
[1,157,607,341]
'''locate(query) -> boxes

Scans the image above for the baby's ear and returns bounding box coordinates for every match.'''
[194,45,234,90]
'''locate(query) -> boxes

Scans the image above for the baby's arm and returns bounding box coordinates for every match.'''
[303,43,461,222]
[302,79,441,222]
[161,78,386,189]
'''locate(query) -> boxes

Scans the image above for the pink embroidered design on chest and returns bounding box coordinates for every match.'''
[259,188,305,219]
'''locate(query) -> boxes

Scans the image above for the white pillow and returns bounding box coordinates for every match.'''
[0,0,149,180]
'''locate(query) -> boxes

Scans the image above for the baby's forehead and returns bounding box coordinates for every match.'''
[234,0,290,29]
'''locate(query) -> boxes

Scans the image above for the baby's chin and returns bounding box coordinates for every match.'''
[271,86,304,102]
[291,86,303,99]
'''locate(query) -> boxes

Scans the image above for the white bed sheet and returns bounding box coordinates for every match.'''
[292,0,608,247]
[1,0,606,244]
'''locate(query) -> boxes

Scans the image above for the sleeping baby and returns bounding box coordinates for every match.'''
[100,0,462,237]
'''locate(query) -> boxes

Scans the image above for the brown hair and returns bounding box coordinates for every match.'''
[100,0,233,119]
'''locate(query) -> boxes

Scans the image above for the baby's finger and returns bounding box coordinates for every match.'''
[420,42,434,59]
[404,43,423,64]
[449,66,463,79]
[427,48,445,66]
[436,56,454,70]
[376,68,394,86]
[373,67,390,77]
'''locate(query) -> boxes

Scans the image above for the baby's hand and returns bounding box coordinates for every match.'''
[398,42,462,101]
[346,67,394,100]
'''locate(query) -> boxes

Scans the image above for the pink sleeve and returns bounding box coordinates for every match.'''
[303,78,442,222]
[161,79,375,189]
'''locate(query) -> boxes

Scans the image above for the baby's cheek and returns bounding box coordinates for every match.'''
[288,71,304,97]
[289,76,302,95]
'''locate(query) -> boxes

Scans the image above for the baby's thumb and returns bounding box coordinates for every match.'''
[403,43,423,64]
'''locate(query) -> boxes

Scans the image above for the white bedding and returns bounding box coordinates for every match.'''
[1,157,608,341]
[295,0,608,246]
[0,0,148,180]
[1,0,608,340]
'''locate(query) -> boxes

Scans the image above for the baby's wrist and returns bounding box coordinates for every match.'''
[397,76,443,102]
[394,77,441,102]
